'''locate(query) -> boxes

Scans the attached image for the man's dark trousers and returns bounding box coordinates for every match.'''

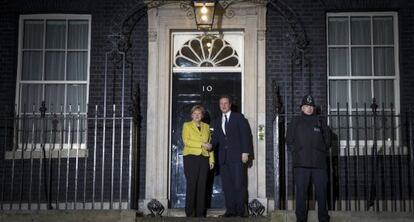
[212,112,251,217]
[221,160,246,216]
[294,167,329,222]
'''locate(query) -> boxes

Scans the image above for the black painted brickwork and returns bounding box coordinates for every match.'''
[0,0,148,204]
[265,0,414,198]
[1,0,413,205]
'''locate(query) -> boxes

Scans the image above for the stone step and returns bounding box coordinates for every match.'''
[137,210,414,222]
[138,209,269,221]
[2,210,414,222]
[270,210,414,222]
[137,217,269,222]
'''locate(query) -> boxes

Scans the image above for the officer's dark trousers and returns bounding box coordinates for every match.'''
[184,155,209,217]
[294,167,329,222]
[221,162,246,216]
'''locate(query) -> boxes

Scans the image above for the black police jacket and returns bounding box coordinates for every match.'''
[286,113,332,169]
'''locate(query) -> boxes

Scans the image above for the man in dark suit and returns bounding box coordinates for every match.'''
[211,95,251,217]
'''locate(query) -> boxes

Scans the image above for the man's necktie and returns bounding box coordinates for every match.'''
[224,114,229,133]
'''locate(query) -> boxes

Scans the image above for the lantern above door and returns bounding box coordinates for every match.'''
[193,0,216,30]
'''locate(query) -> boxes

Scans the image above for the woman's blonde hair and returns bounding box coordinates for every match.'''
[190,105,205,115]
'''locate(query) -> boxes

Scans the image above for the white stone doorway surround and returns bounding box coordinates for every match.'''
[143,1,267,214]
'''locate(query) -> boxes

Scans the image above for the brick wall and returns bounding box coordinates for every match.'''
[0,0,148,204]
[265,0,414,198]
[0,0,413,207]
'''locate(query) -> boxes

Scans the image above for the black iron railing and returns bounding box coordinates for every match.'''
[0,104,135,210]
[273,102,414,212]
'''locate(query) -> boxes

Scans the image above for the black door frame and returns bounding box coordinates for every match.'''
[169,71,243,208]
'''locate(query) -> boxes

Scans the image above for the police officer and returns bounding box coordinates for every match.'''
[286,94,331,222]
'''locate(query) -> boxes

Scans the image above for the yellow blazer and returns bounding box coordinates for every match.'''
[182,121,214,164]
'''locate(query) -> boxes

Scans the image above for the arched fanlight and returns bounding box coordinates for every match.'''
[175,35,240,68]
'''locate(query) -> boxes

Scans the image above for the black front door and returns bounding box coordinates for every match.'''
[170,72,241,208]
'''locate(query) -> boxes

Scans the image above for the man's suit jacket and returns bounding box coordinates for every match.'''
[211,112,251,164]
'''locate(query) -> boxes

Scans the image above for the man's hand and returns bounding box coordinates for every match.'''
[209,163,214,170]
[202,143,212,151]
[242,153,249,163]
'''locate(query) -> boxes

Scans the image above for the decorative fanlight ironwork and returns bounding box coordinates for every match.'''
[174,35,240,67]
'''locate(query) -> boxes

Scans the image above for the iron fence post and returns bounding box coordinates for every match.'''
[273,112,280,210]
[409,107,414,212]
[272,80,282,210]
[368,98,378,211]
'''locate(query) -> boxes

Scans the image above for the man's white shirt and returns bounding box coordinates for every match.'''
[221,111,231,135]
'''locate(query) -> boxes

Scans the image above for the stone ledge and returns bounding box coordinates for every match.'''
[0,210,136,222]
[1,210,414,222]
[271,210,414,222]
[5,149,88,159]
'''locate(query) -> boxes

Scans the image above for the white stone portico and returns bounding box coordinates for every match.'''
[143,0,267,214]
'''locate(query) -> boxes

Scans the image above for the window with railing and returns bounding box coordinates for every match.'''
[15,14,91,151]
[327,12,400,150]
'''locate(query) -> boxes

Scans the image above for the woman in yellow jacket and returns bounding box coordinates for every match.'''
[182,105,214,217]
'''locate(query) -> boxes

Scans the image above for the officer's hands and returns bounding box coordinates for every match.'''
[242,153,249,163]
